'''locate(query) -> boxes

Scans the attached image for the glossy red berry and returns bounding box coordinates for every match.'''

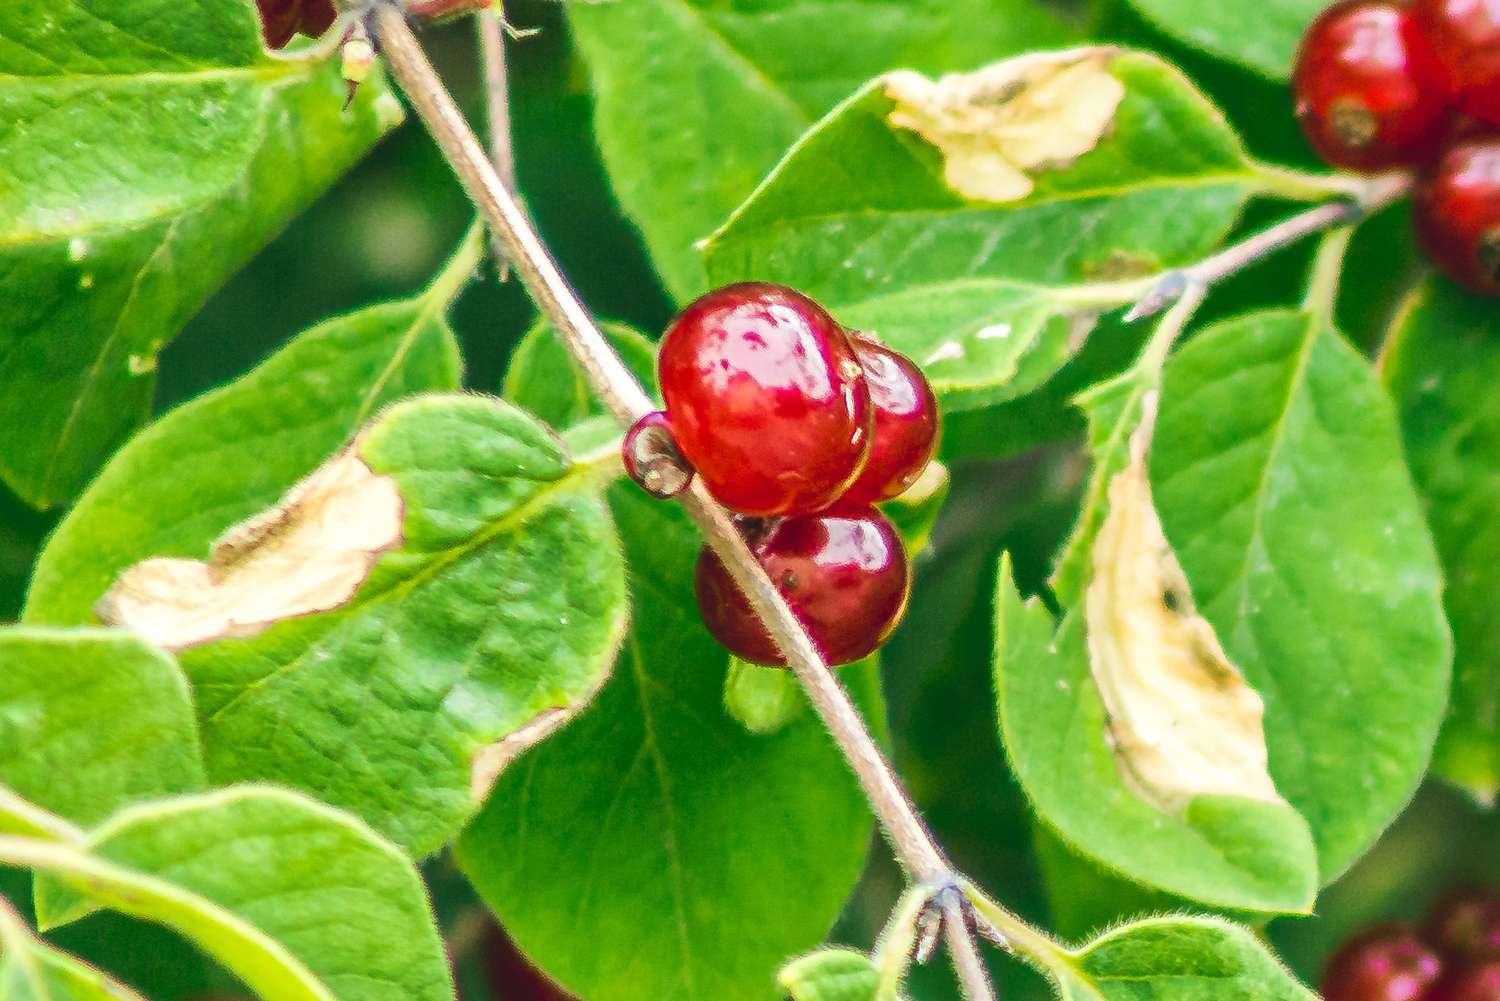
[658,283,872,517]
[1412,0,1500,124]
[694,508,910,666]
[1293,1,1453,170]
[1428,888,1500,962]
[1413,138,1500,295]
[838,336,940,506]
[255,0,336,49]
[1432,962,1500,1001]
[1323,926,1446,1001]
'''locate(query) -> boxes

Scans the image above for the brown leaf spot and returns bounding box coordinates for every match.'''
[98,445,404,650]
[883,48,1126,203]
[1084,394,1285,813]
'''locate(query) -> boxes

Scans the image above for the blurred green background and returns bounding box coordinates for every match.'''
[0,2,1490,999]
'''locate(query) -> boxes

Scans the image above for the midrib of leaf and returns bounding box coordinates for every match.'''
[0,832,335,1001]
[667,0,811,124]
[0,60,303,88]
[0,902,50,999]
[1161,313,1322,827]
[351,224,481,425]
[725,172,1260,238]
[625,631,698,999]
[203,442,623,726]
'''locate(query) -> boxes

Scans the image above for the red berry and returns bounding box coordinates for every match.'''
[1293,1,1452,170]
[1412,0,1500,124]
[1432,962,1500,1001]
[1413,138,1500,295]
[694,508,910,666]
[838,336,940,506]
[1428,888,1500,963]
[1323,926,1446,1001]
[255,0,336,49]
[658,283,872,517]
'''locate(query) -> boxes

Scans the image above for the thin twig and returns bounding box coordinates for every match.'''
[477,4,516,279]
[369,5,994,997]
[1125,172,1412,323]
[943,897,997,1001]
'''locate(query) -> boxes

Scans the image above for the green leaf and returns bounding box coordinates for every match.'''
[0,0,402,507]
[779,949,882,1001]
[0,898,145,1001]
[1044,914,1317,1000]
[1122,0,1326,80]
[1383,279,1500,805]
[1151,309,1451,878]
[0,628,203,828]
[16,786,451,1001]
[503,318,658,426]
[88,397,628,857]
[24,238,470,625]
[994,559,1320,915]
[458,483,879,1001]
[705,50,1276,411]
[724,659,806,735]
[568,0,1079,298]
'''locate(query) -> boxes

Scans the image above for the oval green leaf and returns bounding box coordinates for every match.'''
[1383,278,1500,805]
[0,0,401,507]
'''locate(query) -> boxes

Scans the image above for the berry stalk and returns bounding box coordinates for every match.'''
[367,5,996,997]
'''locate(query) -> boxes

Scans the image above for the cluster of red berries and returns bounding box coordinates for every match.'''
[1293,0,1500,295]
[1324,886,1500,1001]
[625,283,939,668]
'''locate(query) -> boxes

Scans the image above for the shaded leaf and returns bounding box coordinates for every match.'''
[18,787,451,1001]
[0,0,401,507]
[705,50,1275,411]
[1122,0,1326,80]
[0,898,145,1001]
[568,0,1078,297]
[0,627,203,828]
[458,483,879,1001]
[503,318,658,427]
[1383,278,1500,804]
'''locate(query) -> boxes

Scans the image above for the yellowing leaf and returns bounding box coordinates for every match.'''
[883,49,1126,202]
[98,444,403,650]
[1084,394,1284,813]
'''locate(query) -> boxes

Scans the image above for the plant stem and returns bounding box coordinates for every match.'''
[1125,172,1412,323]
[477,4,516,279]
[1303,225,1355,325]
[369,6,995,998]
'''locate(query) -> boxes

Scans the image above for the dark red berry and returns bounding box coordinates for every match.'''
[1413,138,1500,295]
[1428,888,1500,962]
[658,283,872,517]
[255,0,336,49]
[694,508,910,666]
[1323,926,1446,1001]
[1412,0,1500,124]
[1431,962,1500,1001]
[1293,1,1452,170]
[838,336,940,506]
